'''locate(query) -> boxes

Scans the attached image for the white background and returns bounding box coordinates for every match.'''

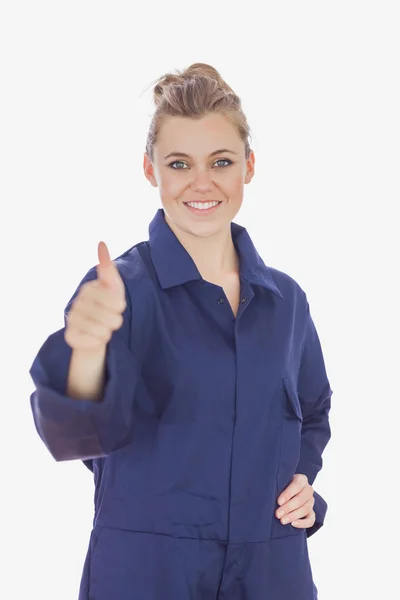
[1,1,399,598]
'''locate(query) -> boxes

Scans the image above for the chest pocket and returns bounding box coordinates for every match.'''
[270,376,304,540]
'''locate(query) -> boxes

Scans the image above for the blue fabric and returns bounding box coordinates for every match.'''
[29,208,332,599]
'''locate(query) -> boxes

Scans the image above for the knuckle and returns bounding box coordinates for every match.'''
[65,329,78,347]
[116,296,127,313]
[74,294,88,311]
[80,281,92,296]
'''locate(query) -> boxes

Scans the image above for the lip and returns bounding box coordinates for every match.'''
[184,201,222,216]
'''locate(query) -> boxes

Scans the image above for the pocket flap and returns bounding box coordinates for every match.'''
[282,377,303,421]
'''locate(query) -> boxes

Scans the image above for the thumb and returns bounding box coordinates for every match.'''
[96,241,124,294]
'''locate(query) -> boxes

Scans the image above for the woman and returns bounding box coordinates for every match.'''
[29,63,333,599]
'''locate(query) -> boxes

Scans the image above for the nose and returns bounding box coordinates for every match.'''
[190,170,214,192]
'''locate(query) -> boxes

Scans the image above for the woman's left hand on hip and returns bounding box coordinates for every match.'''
[275,473,316,528]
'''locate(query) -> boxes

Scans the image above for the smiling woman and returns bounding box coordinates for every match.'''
[29,62,332,600]
[142,63,256,244]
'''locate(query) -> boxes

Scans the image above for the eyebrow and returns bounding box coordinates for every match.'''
[163,148,238,160]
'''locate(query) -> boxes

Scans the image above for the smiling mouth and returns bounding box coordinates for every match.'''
[184,201,222,208]
[183,200,222,214]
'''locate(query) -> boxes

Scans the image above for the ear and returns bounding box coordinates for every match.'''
[143,153,158,187]
[244,149,255,184]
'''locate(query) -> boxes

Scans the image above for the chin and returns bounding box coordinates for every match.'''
[164,203,234,236]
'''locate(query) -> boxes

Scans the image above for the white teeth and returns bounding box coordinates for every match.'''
[186,201,220,210]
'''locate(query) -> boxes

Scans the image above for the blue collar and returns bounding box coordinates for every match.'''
[148,208,283,299]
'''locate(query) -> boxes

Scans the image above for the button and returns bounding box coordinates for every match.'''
[218,298,225,304]
[240,297,247,303]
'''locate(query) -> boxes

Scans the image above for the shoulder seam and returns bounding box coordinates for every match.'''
[298,294,309,379]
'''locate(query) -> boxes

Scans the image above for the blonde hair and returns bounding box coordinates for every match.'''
[144,63,253,163]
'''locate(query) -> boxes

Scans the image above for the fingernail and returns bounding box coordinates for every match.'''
[277,510,284,518]
[278,497,285,505]
[282,517,288,524]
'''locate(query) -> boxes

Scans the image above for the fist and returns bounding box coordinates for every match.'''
[64,241,127,350]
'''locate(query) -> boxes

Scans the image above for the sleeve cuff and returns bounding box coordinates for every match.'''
[30,328,139,461]
[306,490,328,538]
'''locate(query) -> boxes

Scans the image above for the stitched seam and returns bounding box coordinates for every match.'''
[297,296,309,383]
[94,524,288,545]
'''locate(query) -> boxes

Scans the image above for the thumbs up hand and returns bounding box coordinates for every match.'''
[96,241,126,296]
[64,242,127,350]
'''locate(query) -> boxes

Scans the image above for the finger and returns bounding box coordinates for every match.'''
[277,473,308,506]
[64,316,112,347]
[275,486,314,518]
[291,509,316,529]
[281,501,313,525]
[71,299,124,330]
[98,240,111,267]
[79,281,126,314]
[97,241,122,292]
[278,498,315,525]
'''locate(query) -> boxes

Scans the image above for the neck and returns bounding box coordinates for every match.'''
[165,215,239,280]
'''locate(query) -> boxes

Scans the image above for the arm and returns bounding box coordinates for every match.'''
[296,300,333,537]
[66,345,108,402]
[29,267,141,462]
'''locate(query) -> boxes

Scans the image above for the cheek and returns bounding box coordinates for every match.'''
[225,175,244,199]
[160,175,186,197]
[230,173,245,188]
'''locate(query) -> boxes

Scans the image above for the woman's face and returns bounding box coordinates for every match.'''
[143,113,255,238]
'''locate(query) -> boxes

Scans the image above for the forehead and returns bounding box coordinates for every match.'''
[155,113,242,155]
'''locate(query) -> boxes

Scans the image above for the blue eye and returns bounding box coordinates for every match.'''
[169,159,232,170]
[169,161,186,169]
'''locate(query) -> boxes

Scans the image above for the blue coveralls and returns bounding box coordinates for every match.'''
[29,208,333,599]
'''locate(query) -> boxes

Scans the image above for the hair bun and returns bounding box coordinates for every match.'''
[185,63,221,81]
[153,63,234,106]
[144,63,252,163]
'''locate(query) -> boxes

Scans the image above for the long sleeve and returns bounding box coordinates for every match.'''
[29,266,141,462]
[306,490,328,537]
[296,300,333,537]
